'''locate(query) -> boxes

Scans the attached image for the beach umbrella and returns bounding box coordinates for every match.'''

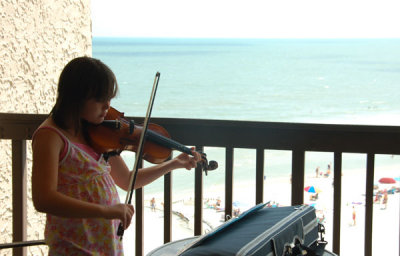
[378,177,396,184]
[304,186,322,193]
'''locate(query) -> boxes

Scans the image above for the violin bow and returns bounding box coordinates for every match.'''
[117,72,160,239]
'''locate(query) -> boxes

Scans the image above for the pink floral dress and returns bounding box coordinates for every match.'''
[33,126,124,256]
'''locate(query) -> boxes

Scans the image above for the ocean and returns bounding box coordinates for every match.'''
[92,37,400,125]
[92,37,400,196]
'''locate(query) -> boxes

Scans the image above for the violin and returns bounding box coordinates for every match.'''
[87,107,218,174]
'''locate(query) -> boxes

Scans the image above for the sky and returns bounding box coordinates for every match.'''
[91,0,400,38]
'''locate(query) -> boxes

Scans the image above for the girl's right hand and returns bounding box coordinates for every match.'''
[104,204,135,230]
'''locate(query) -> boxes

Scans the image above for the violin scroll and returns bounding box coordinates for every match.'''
[197,152,218,175]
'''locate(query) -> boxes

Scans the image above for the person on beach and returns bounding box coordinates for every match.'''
[352,206,356,226]
[151,197,156,212]
[381,191,388,209]
[324,163,331,177]
[31,56,201,255]
[315,166,320,178]
[310,193,319,201]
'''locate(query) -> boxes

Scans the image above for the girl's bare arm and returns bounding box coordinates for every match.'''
[109,149,201,190]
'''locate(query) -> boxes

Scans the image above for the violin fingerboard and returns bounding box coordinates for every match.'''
[146,130,192,155]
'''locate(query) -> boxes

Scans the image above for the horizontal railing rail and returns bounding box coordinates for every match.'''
[1,112,400,256]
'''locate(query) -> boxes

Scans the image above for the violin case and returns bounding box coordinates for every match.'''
[176,203,329,256]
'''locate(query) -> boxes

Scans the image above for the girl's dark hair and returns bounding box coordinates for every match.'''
[51,56,118,134]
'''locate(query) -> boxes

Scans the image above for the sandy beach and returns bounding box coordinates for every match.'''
[122,167,399,256]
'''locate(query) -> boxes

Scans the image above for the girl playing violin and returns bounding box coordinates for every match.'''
[32,56,201,255]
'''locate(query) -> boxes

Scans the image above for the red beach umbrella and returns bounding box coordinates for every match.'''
[378,177,396,184]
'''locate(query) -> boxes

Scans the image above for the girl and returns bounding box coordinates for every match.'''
[32,56,201,255]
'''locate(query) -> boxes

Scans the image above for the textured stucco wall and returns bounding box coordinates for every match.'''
[0,0,92,254]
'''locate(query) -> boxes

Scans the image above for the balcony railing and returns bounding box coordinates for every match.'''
[1,112,400,256]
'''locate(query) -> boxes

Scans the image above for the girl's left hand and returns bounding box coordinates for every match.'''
[175,147,202,170]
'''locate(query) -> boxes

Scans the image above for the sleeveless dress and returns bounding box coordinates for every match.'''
[33,126,124,256]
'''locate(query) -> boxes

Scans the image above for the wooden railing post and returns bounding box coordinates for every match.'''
[194,146,204,236]
[12,139,27,256]
[365,154,375,256]
[291,150,305,205]
[224,147,234,221]
[135,161,144,256]
[163,171,172,243]
[255,148,264,205]
[332,152,342,255]
[135,188,144,256]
